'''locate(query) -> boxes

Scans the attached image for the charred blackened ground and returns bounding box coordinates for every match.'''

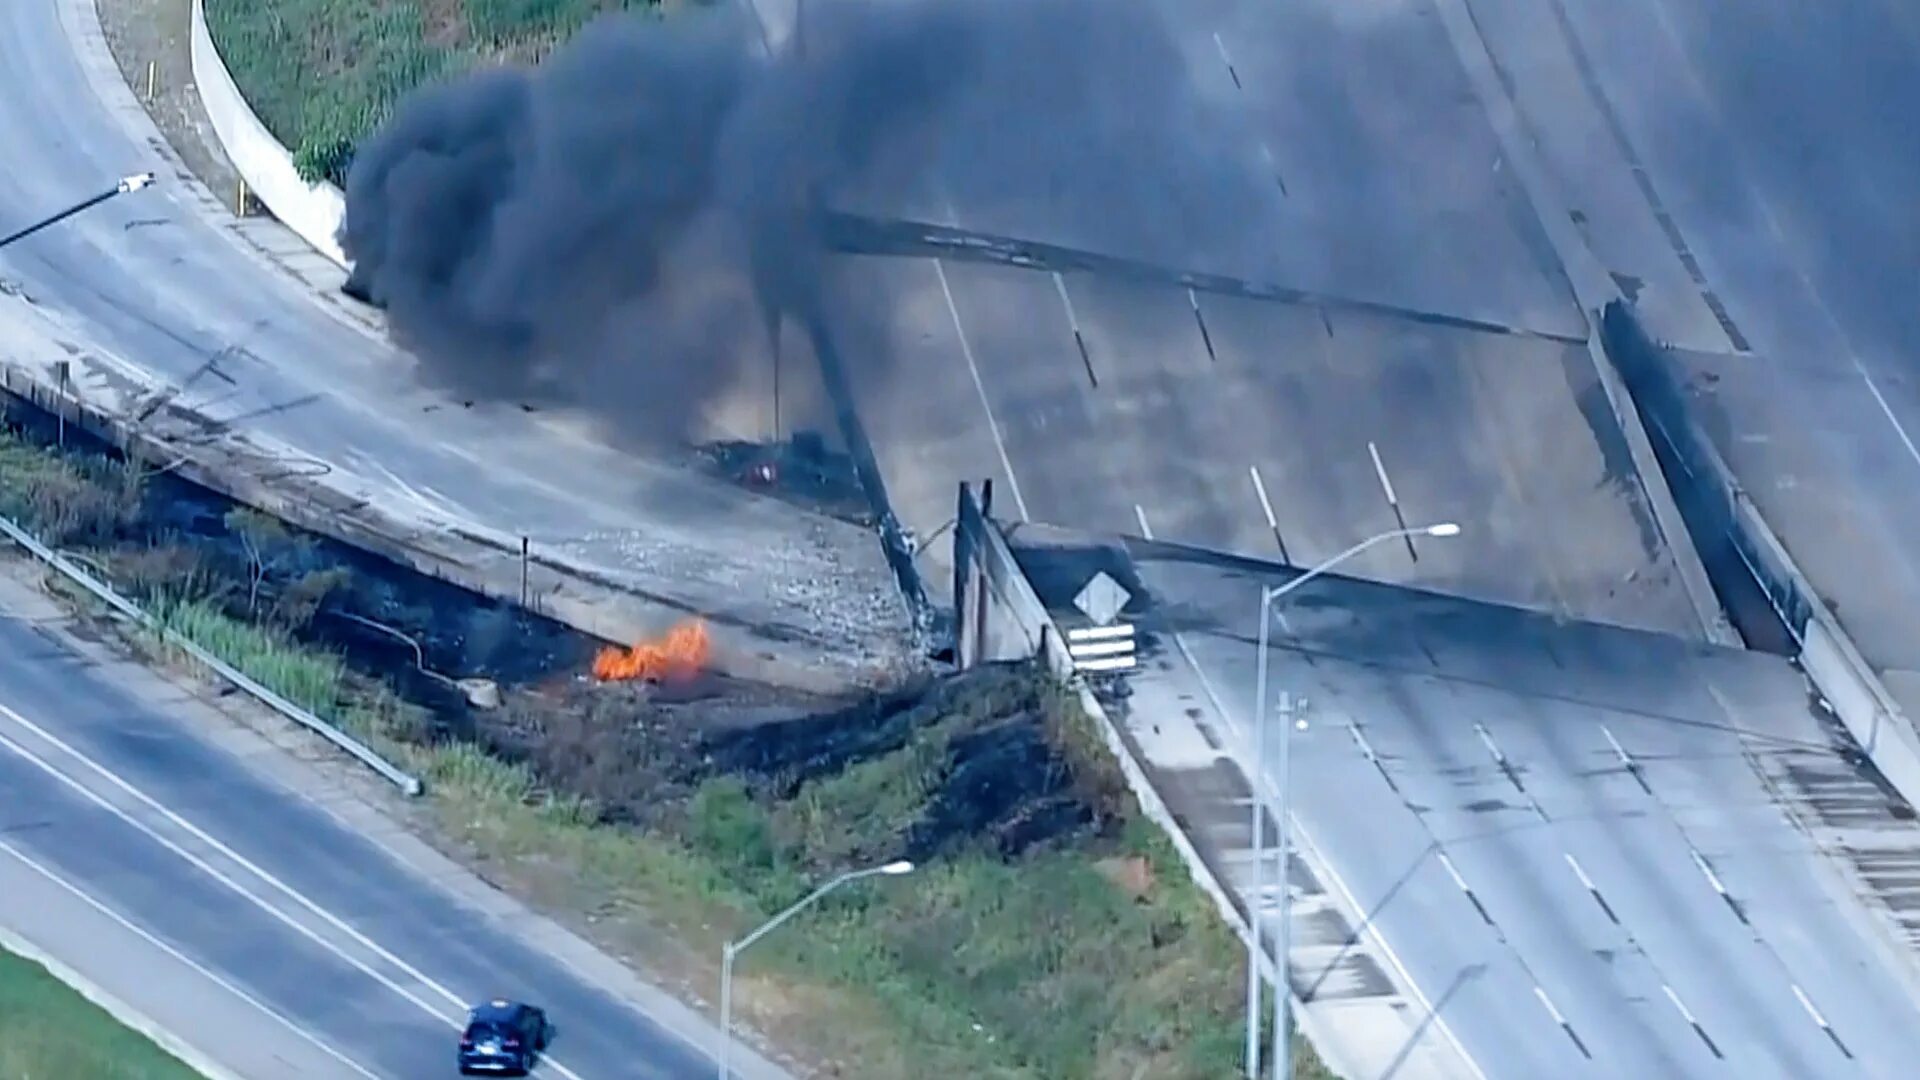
[0,395,1279,1078]
[0,405,1078,854]
[0,398,1104,866]
[477,664,1120,864]
[0,401,591,695]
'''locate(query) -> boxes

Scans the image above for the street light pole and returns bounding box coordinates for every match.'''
[718,859,914,1080]
[1246,521,1461,1080]
[1245,598,1270,1076]
[0,173,156,251]
[1271,689,1303,1080]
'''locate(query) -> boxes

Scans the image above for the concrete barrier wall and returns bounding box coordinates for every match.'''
[952,481,1274,966]
[1598,302,1920,809]
[954,481,1063,674]
[0,357,858,694]
[188,0,347,266]
[952,480,1374,1074]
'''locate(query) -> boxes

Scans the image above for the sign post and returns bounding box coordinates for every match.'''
[1066,571,1136,673]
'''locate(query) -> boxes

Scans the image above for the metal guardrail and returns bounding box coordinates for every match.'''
[0,513,424,796]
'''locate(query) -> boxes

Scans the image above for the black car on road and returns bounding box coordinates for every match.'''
[457,999,551,1076]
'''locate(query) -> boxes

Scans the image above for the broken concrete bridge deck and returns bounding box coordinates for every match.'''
[820,247,1704,645]
[0,291,915,695]
[782,0,1712,645]
[1000,519,1920,1080]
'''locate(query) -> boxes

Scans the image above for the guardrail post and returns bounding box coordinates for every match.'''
[0,512,424,796]
[53,361,69,448]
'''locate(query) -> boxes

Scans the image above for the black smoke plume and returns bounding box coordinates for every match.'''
[339,0,1273,424]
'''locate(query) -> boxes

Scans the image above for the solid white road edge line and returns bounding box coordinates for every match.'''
[0,703,598,1078]
[0,832,378,1080]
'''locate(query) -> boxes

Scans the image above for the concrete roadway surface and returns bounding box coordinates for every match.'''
[0,0,910,689]
[0,573,782,1079]
[770,0,1716,642]
[1009,527,1920,1079]
[1455,1,1920,725]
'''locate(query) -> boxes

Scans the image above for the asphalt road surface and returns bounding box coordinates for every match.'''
[1458,0,1920,718]
[775,0,1711,640]
[0,580,780,1080]
[0,0,909,690]
[1010,528,1920,1079]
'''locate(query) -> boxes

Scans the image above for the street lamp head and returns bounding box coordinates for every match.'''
[1423,522,1462,538]
[878,860,915,876]
[117,172,156,194]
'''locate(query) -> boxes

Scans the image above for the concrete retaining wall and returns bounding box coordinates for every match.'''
[0,358,865,694]
[955,481,1239,918]
[953,480,1372,1076]
[953,480,1054,670]
[1427,0,1737,652]
[1428,0,1920,810]
[953,482,1294,980]
[1599,302,1920,809]
[188,0,347,266]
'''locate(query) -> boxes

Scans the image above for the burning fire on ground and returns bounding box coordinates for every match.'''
[592,619,711,683]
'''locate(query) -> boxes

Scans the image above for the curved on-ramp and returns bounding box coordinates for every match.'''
[0,0,913,696]
[0,0,871,1075]
[13,0,1920,1078]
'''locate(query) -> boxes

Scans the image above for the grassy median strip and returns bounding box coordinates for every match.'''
[0,418,1335,1078]
[0,944,204,1080]
[204,0,657,184]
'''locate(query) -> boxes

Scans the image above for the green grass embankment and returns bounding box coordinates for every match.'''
[0,945,204,1080]
[0,418,1335,1078]
[203,0,657,184]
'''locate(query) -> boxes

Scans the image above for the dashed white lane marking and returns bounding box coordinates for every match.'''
[1247,465,1292,563]
[0,702,595,1079]
[1212,31,1242,89]
[932,259,1029,522]
[1662,983,1724,1058]
[0,833,382,1080]
[1790,982,1854,1058]
[1167,622,1487,1080]
[1533,984,1592,1058]
[1367,440,1398,507]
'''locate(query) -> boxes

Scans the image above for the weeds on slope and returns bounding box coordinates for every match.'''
[0,415,1336,1079]
[204,0,658,184]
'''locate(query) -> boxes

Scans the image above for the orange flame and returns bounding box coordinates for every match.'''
[592,620,711,683]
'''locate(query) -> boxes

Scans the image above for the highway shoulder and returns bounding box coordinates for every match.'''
[0,819,348,1079]
[0,554,793,1080]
